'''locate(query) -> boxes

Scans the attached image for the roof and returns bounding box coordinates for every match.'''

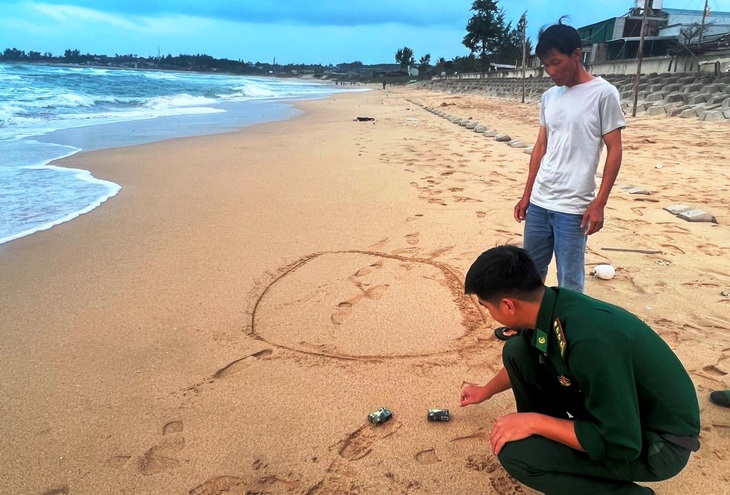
[606,36,678,43]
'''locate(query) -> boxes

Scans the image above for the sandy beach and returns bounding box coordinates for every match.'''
[1,86,729,494]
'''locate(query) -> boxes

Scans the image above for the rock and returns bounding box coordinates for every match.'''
[701,111,728,122]
[685,94,706,105]
[664,204,717,223]
[646,105,667,115]
[677,209,717,223]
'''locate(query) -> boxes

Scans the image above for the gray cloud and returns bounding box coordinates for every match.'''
[20,0,472,27]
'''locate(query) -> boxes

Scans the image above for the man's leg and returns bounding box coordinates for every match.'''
[523,203,553,282]
[498,435,690,495]
[551,210,588,292]
[501,338,691,494]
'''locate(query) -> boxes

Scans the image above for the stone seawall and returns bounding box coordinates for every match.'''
[417,73,730,122]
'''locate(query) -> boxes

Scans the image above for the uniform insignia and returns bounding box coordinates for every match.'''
[558,375,571,387]
[535,329,548,354]
[553,318,567,358]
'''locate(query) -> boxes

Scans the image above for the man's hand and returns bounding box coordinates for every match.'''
[514,196,530,223]
[460,384,491,407]
[490,412,538,455]
[581,200,606,235]
[490,412,584,455]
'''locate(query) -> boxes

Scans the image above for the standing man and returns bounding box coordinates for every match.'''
[515,19,625,292]
[461,246,700,495]
[495,20,626,342]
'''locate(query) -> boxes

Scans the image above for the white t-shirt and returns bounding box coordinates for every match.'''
[530,77,626,214]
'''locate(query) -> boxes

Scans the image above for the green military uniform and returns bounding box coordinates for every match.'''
[498,287,700,495]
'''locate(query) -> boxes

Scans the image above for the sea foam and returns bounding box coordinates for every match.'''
[0,63,363,245]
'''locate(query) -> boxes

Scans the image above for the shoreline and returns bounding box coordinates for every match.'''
[1,88,728,494]
[2,90,367,246]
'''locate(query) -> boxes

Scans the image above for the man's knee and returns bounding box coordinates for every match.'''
[497,439,536,483]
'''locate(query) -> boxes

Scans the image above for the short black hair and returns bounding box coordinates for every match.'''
[535,17,582,59]
[464,245,543,303]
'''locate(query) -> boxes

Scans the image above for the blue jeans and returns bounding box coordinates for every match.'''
[523,203,587,292]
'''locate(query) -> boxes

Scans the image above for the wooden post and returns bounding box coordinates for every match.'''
[699,0,709,47]
[521,13,527,104]
[631,0,651,118]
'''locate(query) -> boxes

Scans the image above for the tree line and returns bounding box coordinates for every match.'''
[0,48,338,75]
[395,0,533,76]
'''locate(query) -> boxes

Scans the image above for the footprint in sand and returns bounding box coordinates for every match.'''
[406,213,425,222]
[406,232,421,246]
[466,455,500,473]
[389,247,420,257]
[331,285,389,325]
[331,299,356,325]
[490,473,524,495]
[189,471,301,495]
[136,421,186,476]
[415,448,441,464]
[703,353,729,376]
[466,455,522,494]
[453,196,483,203]
[213,349,273,379]
[40,486,70,495]
[353,261,383,277]
[189,476,246,495]
[450,429,488,443]
[336,421,401,461]
[331,263,389,325]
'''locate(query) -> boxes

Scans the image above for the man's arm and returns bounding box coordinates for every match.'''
[514,125,548,223]
[490,412,584,455]
[581,128,623,235]
[460,367,511,406]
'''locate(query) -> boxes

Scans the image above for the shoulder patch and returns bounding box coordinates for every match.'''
[535,329,548,354]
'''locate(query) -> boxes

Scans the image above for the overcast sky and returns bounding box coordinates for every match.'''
[0,0,718,65]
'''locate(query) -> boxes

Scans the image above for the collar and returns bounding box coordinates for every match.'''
[532,286,559,355]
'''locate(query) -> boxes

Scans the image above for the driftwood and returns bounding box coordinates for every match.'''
[601,247,662,254]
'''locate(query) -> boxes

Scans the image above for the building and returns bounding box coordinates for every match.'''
[578,1,730,64]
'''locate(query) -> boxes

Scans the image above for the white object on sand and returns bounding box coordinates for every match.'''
[592,264,616,280]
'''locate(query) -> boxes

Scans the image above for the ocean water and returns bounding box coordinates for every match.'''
[0,63,361,245]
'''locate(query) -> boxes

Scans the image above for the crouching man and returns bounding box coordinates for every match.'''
[460,245,700,494]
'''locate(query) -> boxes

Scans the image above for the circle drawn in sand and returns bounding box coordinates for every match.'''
[250,251,484,360]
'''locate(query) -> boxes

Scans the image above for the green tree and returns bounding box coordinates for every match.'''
[395,46,415,72]
[418,53,431,77]
[496,11,532,65]
[451,54,480,74]
[463,0,508,72]
[64,49,81,62]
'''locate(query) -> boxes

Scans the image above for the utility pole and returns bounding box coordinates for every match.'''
[631,0,651,118]
[698,0,709,47]
[521,12,527,104]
